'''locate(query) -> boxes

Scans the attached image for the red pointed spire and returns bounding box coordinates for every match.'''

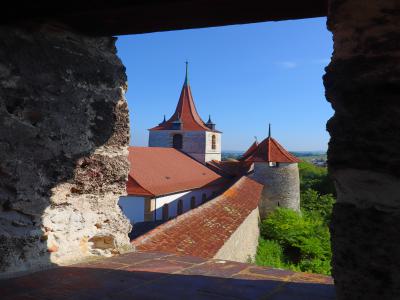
[149,63,214,131]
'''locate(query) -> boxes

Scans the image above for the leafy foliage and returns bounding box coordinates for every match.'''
[298,161,335,196]
[301,189,335,224]
[255,238,285,268]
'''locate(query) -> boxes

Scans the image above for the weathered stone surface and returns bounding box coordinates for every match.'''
[331,203,400,299]
[0,24,132,277]
[251,162,300,218]
[325,0,400,298]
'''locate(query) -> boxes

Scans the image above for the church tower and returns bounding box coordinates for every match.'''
[241,125,300,218]
[148,63,221,164]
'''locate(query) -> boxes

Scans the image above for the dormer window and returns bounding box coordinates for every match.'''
[173,134,183,149]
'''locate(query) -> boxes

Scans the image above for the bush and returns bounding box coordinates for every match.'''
[255,238,285,268]
[258,208,331,275]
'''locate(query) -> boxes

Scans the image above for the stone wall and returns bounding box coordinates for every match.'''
[324,0,400,299]
[214,207,260,263]
[0,25,132,277]
[250,162,300,218]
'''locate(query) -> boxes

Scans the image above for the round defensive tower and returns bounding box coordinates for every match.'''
[241,127,300,218]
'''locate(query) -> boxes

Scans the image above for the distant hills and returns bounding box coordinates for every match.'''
[222,151,327,161]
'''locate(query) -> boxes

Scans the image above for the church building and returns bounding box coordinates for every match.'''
[120,64,300,235]
[119,64,225,225]
[148,62,221,164]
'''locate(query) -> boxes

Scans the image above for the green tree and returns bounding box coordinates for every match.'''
[301,189,335,223]
[298,161,335,196]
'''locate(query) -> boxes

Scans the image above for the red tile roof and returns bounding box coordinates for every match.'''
[149,79,217,132]
[206,160,253,177]
[126,147,223,197]
[132,176,263,259]
[243,137,300,163]
[240,140,259,161]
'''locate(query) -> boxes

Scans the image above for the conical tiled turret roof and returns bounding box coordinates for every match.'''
[243,136,300,163]
[149,63,217,132]
[240,140,259,161]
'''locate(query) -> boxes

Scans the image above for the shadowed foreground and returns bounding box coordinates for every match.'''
[0,251,334,300]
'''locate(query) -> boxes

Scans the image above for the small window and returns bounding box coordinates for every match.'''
[162,203,169,221]
[173,134,183,149]
[190,196,196,209]
[202,193,207,204]
[177,199,183,215]
[269,162,279,168]
[211,135,216,150]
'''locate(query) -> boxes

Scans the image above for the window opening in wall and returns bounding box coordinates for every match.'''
[117,17,334,277]
[173,134,183,149]
[177,199,183,215]
[162,203,169,221]
[202,193,207,204]
[190,196,196,209]
[211,134,216,150]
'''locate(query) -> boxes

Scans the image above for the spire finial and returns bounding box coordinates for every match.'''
[184,61,189,86]
[254,136,258,143]
[268,123,271,138]
[163,115,166,123]
[207,114,212,123]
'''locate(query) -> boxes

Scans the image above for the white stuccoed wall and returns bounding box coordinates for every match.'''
[205,131,221,162]
[148,130,221,163]
[119,186,220,223]
[153,186,219,220]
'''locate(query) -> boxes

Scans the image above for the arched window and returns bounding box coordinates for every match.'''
[211,135,216,150]
[162,203,169,221]
[177,199,183,215]
[173,134,183,149]
[202,193,207,204]
[190,196,196,209]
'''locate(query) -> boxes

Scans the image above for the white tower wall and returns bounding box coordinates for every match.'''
[250,162,300,218]
[149,130,221,163]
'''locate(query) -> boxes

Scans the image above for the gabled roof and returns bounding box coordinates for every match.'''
[132,176,263,258]
[244,137,300,163]
[126,147,223,197]
[149,65,218,132]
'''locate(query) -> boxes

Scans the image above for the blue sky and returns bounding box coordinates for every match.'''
[116,17,333,151]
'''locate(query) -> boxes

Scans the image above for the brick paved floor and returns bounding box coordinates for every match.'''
[0,251,335,300]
